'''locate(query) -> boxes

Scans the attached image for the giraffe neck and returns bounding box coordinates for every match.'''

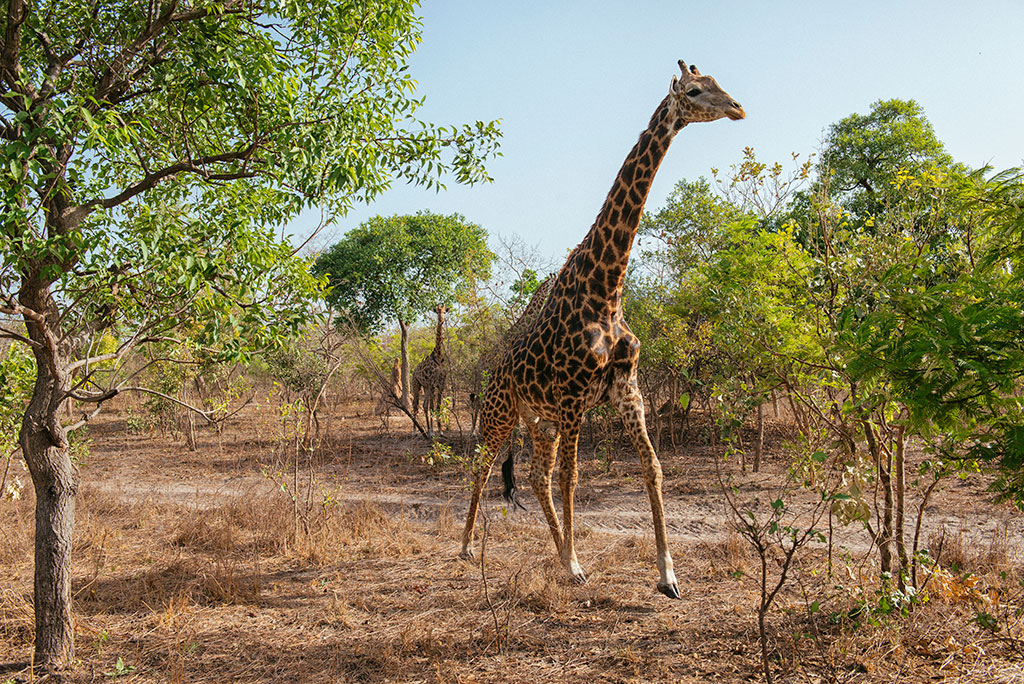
[573,94,685,308]
[431,313,445,360]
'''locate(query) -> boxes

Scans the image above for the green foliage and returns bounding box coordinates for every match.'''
[0,0,503,414]
[0,343,34,456]
[0,0,501,229]
[422,439,458,468]
[638,177,745,276]
[508,268,542,311]
[815,99,954,224]
[314,211,494,331]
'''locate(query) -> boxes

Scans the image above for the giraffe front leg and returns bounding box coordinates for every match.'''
[612,376,680,599]
[557,422,586,585]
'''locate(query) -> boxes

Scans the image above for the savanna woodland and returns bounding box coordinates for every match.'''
[2,2,1023,683]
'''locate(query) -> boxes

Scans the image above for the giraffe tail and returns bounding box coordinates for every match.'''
[500,450,526,511]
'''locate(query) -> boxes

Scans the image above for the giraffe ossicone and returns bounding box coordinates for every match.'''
[460,61,744,599]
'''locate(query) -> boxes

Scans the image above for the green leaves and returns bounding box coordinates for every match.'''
[314,211,494,333]
[816,99,955,226]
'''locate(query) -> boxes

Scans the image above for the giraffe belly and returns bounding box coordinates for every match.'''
[513,363,613,424]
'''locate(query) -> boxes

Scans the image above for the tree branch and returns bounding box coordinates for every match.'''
[0,324,39,348]
[69,143,261,222]
[1,295,60,377]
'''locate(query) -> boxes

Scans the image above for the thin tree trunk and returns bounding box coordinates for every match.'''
[753,402,764,472]
[398,319,412,413]
[184,385,198,451]
[894,427,908,583]
[667,374,677,449]
[865,420,894,575]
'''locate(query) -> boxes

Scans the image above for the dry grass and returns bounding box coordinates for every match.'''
[2,404,1023,683]
[928,518,1019,577]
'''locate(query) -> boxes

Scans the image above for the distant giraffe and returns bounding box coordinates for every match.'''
[411,306,447,437]
[460,61,744,598]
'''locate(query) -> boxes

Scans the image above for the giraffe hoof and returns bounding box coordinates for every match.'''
[657,582,681,600]
[565,559,587,585]
[459,549,476,561]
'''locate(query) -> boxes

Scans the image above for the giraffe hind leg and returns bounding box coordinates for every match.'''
[525,420,570,570]
[460,410,517,559]
[556,421,586,584]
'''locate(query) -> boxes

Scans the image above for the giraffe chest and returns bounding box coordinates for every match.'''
[509,311,637,415]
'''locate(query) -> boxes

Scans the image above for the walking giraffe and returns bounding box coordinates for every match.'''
[411,305,448,437]
[460,61,744,597]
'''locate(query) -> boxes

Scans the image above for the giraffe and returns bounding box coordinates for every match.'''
[470,274,557,438]
[460,60,744,598]
[469,274,557,504]
[411,305,448,437]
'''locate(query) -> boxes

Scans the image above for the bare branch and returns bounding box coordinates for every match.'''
[62,403,105,433]
[66,387,119,403]
[0,324,39,348]
[115,385,219,419]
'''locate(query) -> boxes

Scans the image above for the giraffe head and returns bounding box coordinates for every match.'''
[670,60,745,124]
[434,304,446,322]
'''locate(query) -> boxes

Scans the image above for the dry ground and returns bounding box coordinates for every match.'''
[2,396,1023,683]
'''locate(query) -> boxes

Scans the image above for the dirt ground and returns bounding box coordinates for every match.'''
[2,395,1023,683]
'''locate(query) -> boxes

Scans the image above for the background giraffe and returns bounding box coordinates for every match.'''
[411,305,448,437]
[461,61,744,598]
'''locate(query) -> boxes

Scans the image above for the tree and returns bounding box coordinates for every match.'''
[314,211,494,415]
[815,99,953,223]
[637,177,745,278]
[0,0,500,670]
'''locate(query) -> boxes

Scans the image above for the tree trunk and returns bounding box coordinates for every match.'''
[753,402,764,472]
[184,385,198,451]
[19,281,77,671]
[865,420,894,575]
[894,426,908,582]
[667,375,677,450]
[398,319,412,413]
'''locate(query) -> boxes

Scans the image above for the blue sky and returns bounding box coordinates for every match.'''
[294,0,1024,261]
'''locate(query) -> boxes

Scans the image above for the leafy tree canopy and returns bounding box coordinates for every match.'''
[637,177,746,277]
[314,211,495,332]
[816,98,953,222]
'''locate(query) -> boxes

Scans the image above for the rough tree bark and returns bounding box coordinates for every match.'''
[18,278,77,670]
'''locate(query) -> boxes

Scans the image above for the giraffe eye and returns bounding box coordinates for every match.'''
[686,88,701,97]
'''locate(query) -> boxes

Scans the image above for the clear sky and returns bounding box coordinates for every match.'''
[293,0,1024,260]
